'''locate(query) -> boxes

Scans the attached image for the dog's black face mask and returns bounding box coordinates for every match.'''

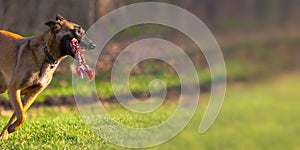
[45,14,96,58]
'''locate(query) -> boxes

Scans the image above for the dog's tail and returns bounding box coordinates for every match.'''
[0,30,23,40]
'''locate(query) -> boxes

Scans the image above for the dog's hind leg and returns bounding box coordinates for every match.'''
[0,72,7,95]
[0,72,9,140]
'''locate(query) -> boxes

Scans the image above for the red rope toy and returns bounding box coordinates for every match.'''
[70,38,94,81]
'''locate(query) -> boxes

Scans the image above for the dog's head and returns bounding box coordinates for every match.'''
[45,14,96,58]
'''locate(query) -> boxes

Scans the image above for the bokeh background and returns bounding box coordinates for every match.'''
[0,0,300,149]
[1,0,299,76]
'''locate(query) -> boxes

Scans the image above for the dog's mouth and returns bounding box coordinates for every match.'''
[69,38,94,81]
[67,36,96,57]
[69,38,81,56]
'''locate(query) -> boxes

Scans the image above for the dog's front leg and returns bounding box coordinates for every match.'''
[7,89,26,133]
[0,88,42,140]
[21,88,43,112]
[0,113,16,140]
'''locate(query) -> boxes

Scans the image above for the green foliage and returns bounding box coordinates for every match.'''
[222,17,240,29]
[121,24,173,37]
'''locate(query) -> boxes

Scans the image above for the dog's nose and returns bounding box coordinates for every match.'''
[89,43,96,49]
[81,36,96,50]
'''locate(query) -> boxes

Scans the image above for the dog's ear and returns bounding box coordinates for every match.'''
[45,21,61,32]
[56,13,66,22]
[45,21,57,28]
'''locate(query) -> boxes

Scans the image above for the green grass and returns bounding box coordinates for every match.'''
[37,65,211,100]
[1,72,300,149]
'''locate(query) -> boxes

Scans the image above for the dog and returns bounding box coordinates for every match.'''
[0,14,96,140]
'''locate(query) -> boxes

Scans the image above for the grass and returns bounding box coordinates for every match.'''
[31,56,259,100]
[36,63,212,100]
[1,72,300,149]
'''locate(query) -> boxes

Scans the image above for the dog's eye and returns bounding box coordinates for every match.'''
[74,26,81,30]
[71,28,82,38]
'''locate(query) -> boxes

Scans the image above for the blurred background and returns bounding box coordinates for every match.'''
[2,0,300,34]
[1,0,299,77]
[0,0,300,149]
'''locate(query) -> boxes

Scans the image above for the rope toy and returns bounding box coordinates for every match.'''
[70,38,94,81]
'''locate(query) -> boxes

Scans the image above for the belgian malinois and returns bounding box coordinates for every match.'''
[0,14,96,140]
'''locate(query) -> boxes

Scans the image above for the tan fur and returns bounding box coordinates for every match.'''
[0,14,85,140]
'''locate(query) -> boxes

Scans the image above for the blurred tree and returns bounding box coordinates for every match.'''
[0,0,300,34]
[96,0,117,18]
[88,0,96,26]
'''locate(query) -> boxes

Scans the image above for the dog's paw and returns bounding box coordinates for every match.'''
[0,129,9,140]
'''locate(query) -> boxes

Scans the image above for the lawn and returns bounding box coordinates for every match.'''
[0,72,299,149]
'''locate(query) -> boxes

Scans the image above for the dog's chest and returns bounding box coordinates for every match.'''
[21,64,57,95]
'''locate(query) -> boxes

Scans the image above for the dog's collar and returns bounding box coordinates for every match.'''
[43,43,58,65]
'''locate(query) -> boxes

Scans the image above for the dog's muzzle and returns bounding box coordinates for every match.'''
[80,36,96,50]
